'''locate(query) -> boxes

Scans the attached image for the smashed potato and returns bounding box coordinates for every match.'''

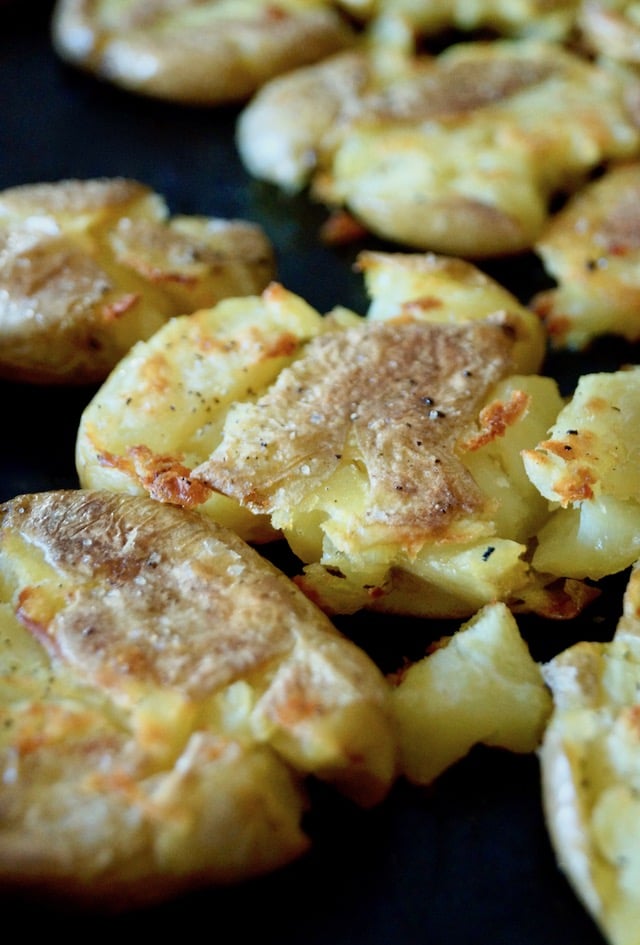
[77,250,593,620]
[532,161,640,349]
[51,0,355,105]
[391,602,552,785]
[540,563,640,945]
[0,489,396,907]
[522,367,640,580]
[0,177,275,384]
[237,39,640,257]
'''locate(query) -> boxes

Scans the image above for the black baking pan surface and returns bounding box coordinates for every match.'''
[0,4,636,942]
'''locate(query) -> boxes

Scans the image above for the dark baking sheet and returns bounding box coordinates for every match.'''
[1,4,636,941]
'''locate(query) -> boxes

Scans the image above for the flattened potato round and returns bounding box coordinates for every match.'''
[539,564,640,945]
[0,177,275,384]
[0,489,396,907]
[51,0,355,105]
[532,161,640,349]
[237,39,640,257]
[77,251,592,620]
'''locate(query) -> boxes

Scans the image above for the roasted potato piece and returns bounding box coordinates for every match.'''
[76,283,329,543]
[0,177,275,384]
[359,250,546,371]
[237,39,640,257]
[532,162,640,349]
[539,563,640,945]
[76,250,589,619]
[0,490,396,907]
[51,0,355,105]
[391,602,552,785]
[522,367,640,580]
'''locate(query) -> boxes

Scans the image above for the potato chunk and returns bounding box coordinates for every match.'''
[391,602,552,785]
[522,367,640,579]
[540,563,640,945]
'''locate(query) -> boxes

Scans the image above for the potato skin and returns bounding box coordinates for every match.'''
[51,0,355,105]
[0,489,396,907]
[0,177,275,384]
[391,602,552,785]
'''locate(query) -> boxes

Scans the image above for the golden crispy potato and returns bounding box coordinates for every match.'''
[337,0,581,40]
[539,563,640,945]
[532,161,640,349]
[391,602,552,785]
[51,0,355,105]
[77,250,594,619]
[0,489,396,907]
[522,367,640,580]
[237,39,640,257]
[76,282,328,543]
[0,177,275,384]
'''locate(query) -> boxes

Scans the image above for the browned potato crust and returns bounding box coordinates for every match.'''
[0,489,396,907]
[237,39,640,257]
[51,0,356,105]
[0,177,275,384]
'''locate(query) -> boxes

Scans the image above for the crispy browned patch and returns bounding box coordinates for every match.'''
[461,388,531,451]
[1,490,332,698]
[101,292,140,321]
[553,467,598,504]
[126,444,212,507]
[194,317,516,537]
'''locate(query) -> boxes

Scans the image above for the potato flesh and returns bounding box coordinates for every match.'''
[391,601,552,785]
[539,565,640,945]
[523,368,640,579]
[532,162,640,350]
[78,251,587,619]
[0,178,275,383]
[77,287,327,541]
